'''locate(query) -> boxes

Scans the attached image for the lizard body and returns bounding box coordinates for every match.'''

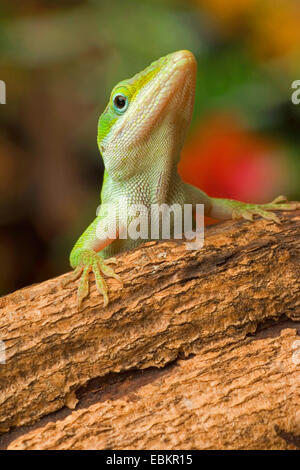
[63,50,299,308]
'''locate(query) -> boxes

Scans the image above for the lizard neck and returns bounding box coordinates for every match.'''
[148,154,180,205]
[102,153,183,206]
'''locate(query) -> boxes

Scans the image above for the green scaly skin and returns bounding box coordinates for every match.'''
[62,50,300,309]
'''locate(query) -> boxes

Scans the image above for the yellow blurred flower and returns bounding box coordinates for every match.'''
[251,1,300,59]
[195,0,254,28]
[195,0,300,60]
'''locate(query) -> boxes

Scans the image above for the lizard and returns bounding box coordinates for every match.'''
[62,49,299,309]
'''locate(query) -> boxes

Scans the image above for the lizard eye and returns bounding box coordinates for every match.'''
[113,94,129,114]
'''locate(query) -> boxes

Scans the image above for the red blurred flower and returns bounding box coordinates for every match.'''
[179,114,288,204]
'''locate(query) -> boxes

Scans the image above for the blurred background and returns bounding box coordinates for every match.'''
[0,0,299,296]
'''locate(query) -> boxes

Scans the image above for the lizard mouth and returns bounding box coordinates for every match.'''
[134,50,196,141]
[116,50,197,142]
[168,50,197,70]
[140,50,197,118]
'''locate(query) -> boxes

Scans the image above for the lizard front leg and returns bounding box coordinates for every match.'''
[183,183,299,223]
[62,215,122,309]
[209,195,300,223]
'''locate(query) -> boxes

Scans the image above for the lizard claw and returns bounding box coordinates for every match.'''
[61,266,83,288]
[77,266,91,310]
[261,197,300,213]
[105,257,118,265]
[62,250,123,310]
[92,261,109,307]
[231,195,299,224]
[270,195,288,204]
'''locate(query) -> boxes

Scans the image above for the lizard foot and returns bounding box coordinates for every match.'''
[231,195,300,224]
[62,250,123,310]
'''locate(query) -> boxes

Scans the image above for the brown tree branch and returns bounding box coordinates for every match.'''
[0,211,299,449]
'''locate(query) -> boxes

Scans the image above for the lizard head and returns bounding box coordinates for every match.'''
[97,50,196,181]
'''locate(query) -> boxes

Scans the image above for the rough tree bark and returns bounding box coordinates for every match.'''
[0,212,299,450]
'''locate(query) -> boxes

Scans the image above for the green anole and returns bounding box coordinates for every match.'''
[63,50,299,308]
